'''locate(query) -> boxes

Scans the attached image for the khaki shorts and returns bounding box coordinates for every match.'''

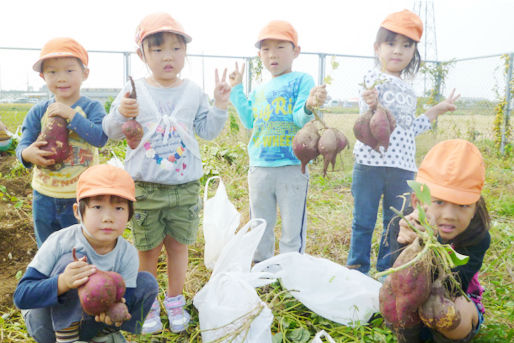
[131,180,202,250]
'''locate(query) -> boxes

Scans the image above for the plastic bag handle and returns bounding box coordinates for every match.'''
[203,176,222,203]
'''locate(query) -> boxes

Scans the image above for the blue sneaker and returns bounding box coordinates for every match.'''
[164,294,190,333]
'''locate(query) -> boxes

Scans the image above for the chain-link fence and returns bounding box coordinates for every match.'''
[1,47,512,149]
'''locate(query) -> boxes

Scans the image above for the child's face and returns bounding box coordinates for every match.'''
[415,195,477,241]
[374,34,415,77]
[139,32,186,86]
[258,39,299,77]
[74,195,130,249]
[40,57,88,104]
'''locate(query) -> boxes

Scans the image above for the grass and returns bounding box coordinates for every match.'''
[0,107,512,342]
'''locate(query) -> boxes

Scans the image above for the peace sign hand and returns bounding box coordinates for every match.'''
[213,68,230,110]
[229,62,245,87]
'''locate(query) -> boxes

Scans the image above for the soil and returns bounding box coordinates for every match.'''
[0,154,36,311]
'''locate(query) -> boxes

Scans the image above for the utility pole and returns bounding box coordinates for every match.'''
[413,0,438,94]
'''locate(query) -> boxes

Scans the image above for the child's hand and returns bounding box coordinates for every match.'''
[94,298,131,327]
[119,92,139,118]
[398,208,425,244]
[57,255,96,295]
[47,102,76,121]
[228,62,245,87]
[306,84,327,112]
[21,140,56,167]
[213,68,231,110]
[425,89,460,122]
[362,88,379,109]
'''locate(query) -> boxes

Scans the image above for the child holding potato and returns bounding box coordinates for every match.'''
[14,164,158,343]
[16,37,108,247]
[347,10,460,274]
[389,139,491,343]
[228,20,327,263]
[102,12,230,334]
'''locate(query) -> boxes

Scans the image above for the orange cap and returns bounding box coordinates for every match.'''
[381,9,423,42]
[255,20,298,48]
[76,164,136,202]
[416,139,485,205]
[33,37,88,72]
[135,12,192,46]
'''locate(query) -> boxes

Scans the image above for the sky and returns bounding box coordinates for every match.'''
[0,0,513,99]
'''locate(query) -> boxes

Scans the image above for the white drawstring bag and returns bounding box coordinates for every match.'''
[252,252,382,326]
[203,176,241,270]
[194,218,273,343]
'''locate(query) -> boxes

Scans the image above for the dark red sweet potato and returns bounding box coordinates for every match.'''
[419,277,461,330]
[72,249,127,317]
[317,128,348,176]
[122,76,143,149]
[353,110,378,150]
[37,116,72,164]
[369,105,396,151]
[293,121,320,174]
[106,271,126,303]
[106,302,131,322]
[380,276,421,328]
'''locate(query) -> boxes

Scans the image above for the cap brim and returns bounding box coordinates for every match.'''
[33,52,82,72]
[416,178,480,205]
[140,29,192,45]
[255,34,296,48]
[78,188,136,202]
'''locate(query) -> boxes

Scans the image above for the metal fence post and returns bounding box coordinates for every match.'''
[500,53,513,155]
[318,53,326,85]
[123,52,131,84]
[245,57,252,96]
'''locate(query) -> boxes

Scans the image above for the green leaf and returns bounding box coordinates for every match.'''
[287,327,310,343]
[272,332,283,343]
[407,180,431,204]
[16,270,23,280]
[442,244,469,266]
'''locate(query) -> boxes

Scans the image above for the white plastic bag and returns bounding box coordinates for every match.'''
[252,252,382,326]
[311,330,336,343]
[203,176,241,270]
[194,218,273,343]
[106,150,125,169]
[194,272,273,343]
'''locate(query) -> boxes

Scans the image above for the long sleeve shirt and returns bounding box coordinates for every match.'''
[230,72,315,167]
[103,78,227,185]
[15,97,108,198]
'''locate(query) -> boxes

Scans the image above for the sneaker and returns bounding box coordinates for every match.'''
[141,297,163,334]
[89,331,128,343]
[164,294,190,333]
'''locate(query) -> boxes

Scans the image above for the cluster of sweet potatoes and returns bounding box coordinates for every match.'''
[379,239,461,333]
[292,120,348,177]
[36,115,72,166]
[353,104,396,152]
[73,249,130,322]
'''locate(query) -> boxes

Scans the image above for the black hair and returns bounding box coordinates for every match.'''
[451,196,491,248]
[78,195,134,221]
[375,27,421,78]
[142,32,186,51]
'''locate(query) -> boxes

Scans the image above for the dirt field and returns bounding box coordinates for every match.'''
[0,155,35,311]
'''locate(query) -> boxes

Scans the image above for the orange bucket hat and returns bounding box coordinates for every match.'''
[381,9,423,42]
[33,37,88,72]
[135,12,192,46]
[416,139,485,205]
[255,20,298,48]
[76,164,136,202]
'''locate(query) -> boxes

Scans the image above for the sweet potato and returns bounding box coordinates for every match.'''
[353,110,378,150]
[419,277,461,330]
[72,249,127,317]
[106,302,131,322]
[317,128,348,176]
[37,116,72,164]
[369,105,396,151]
[380,276,421,328]
[292,121,320,174]
[122,76,144,149]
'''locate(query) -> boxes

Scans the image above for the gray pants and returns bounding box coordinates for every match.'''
[248,165,309,262]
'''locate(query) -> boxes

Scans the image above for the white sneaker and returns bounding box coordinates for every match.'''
[141,298,163,334]
[164,294,190,333]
